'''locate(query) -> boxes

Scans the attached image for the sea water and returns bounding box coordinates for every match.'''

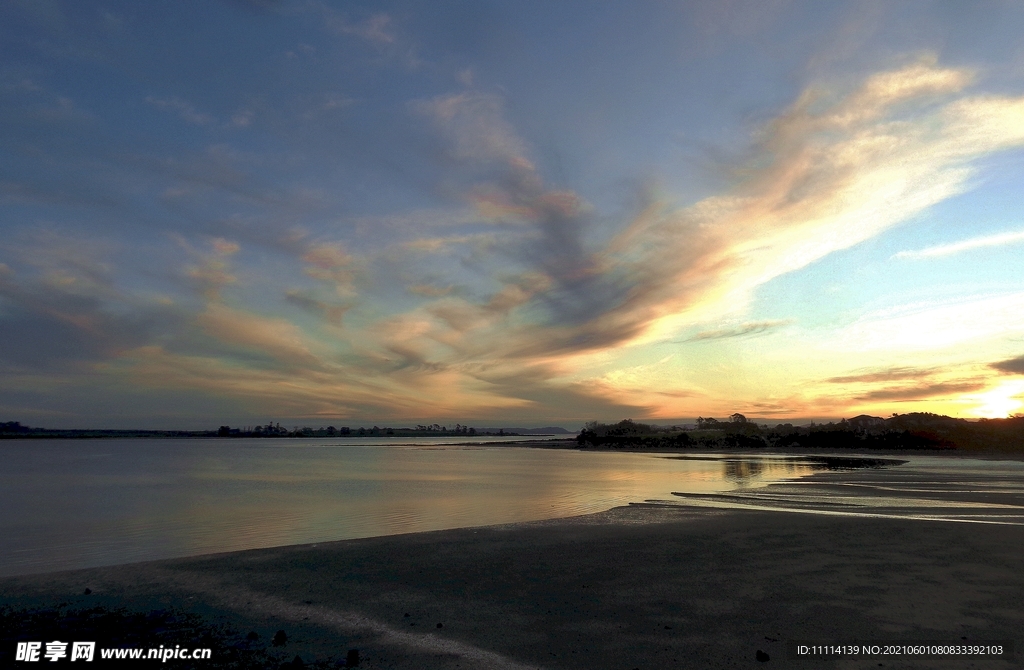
[0,438,829,577]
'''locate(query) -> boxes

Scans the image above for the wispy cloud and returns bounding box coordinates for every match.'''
[894,228,1024,259]
[301,242,357,296]
[855,381,985,401]
[0,233,186,373]
[308,2,395,45]
[690,320,792,341]
[827,366,937,384]
[178,237,241,299]
[145,96,214,125]
[992,354,1024,375]
[412,92,531,168]
[195,303,324,370]
[407,284,458,298]
[284,290,350,325]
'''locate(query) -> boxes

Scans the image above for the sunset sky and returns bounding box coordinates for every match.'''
[3,1,1024,429]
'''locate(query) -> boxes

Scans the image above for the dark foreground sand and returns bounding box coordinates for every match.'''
[2,464,1023,669]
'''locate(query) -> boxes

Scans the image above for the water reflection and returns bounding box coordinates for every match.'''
[0,440,883,577]
[725,458,765,483]
[661,455,893,486]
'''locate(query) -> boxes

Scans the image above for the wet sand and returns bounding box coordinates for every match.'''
[3,460,1023,669]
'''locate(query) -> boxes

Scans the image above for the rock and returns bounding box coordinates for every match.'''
[756,649,770,662]
[272,629,287,646]
[345,648,360,667]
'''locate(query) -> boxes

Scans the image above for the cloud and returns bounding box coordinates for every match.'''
[401,235,478,253]
[231,109,255,127]
[413,92,531,167]
[0,237,186,373]
[855,381,986,401]
[298,92,356,121]
[311,2,395,45]
[210,238,240,255]
[690,320,791,341]
[992,355,1024,375]
[196,303,324,370]
[348,207,483,230]
[131,144,289,207]
[145,96,214,125]
[284,290,349,324]
[894,228,1024,259]
[180,237,241,299]
[827,366,938,384]
[407,283,458,298]
[345,13,395,45]
[301,242,357,296]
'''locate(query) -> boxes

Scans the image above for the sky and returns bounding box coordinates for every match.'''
[3,0,1024,429]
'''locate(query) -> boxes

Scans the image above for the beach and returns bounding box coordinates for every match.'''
[2,456,1023,669]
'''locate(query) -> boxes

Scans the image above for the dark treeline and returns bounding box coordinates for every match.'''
[220,423,486,437]
[576,413,1024,452]
[0,421,212,439]
[0,420,548,439]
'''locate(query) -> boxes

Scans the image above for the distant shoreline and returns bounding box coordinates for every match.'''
[0,431,572,441]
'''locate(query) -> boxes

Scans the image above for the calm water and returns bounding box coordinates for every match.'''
[0,438,829,577]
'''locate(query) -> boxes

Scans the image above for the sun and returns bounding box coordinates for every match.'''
[967,381,1024,418]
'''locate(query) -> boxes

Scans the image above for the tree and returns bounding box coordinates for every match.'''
[697,417,722,430]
